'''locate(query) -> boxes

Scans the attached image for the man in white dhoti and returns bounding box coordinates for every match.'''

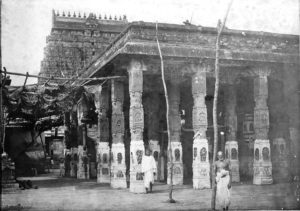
[214,151,231,210]
[141,148,157,193]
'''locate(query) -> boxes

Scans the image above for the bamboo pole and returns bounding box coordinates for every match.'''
[156,22,175,203]
[211,0,234,210]
[0,69,125,81]
[0,0,4,155]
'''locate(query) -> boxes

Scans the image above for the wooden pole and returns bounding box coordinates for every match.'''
[211,0,234,210]
[0,0,3,155]
[156,22,175,203]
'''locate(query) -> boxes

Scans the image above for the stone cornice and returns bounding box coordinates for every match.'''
[76,22,299,86]
[79,42,298,86]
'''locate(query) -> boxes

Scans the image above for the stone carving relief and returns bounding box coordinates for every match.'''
[117,153,123,164]
[136,150,143,164]
[175,149,180,161]
[103,153,108,163]
[262,147,269,161]
[112,114,124,135]
[174,167,181,174]
[231,148,238,160]
[117,170,124,178]
[102,168,109,175]
[136,172,144,180]
[200,168,208,176]
[200,147,207,162]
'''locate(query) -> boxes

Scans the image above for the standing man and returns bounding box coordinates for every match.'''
[141,148,157,193]
[214,151,232,210]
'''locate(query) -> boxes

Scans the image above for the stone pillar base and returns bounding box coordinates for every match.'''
[111,165,127,189]
[129,141,145,193]
[225,141,240,182]
[193,162,210,189]
[111,143,127,188]
[253,139,273,185]
[253,162,273,185]
[167,163,183,185]
[167,142,183,185]
[192,138,210,189]
[97,142,111,184]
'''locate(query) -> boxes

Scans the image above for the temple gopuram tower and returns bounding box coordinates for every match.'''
[39,10,128,84]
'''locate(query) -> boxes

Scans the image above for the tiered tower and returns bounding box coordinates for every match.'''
[39,10,128,83]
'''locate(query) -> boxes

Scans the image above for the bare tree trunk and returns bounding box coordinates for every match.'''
[0,0,3,155]
[156,22,175,203]
[211,1,234,210]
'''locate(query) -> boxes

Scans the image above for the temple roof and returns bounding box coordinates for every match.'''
[77,21,299,83]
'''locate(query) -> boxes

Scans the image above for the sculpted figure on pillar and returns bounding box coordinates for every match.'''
[128,59,146,193]
[252,67,273,185]
[191,64,211,189]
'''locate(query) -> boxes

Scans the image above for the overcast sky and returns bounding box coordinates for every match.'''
[2,0,299,85]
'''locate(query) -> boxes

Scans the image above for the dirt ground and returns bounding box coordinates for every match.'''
[2,172,300,211]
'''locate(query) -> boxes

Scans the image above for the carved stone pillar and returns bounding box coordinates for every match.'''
[87,124,98,178]
[283,64,300,177]
[63,112,71,177]
[224,79,240,182]
[95,86,111,183]
[77,95,90,179]
[111,80,127,188]
[165,71,183,186]
[77,127,90,179]
[70,147,78,178]
[191,64,210,189]
[253,67,273,185]
[128,60,145,193]
[146,92,161,181]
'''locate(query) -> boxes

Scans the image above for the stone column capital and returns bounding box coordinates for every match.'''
[190,63,212,74]
[250,66,272,78]
[128,59,147,73]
